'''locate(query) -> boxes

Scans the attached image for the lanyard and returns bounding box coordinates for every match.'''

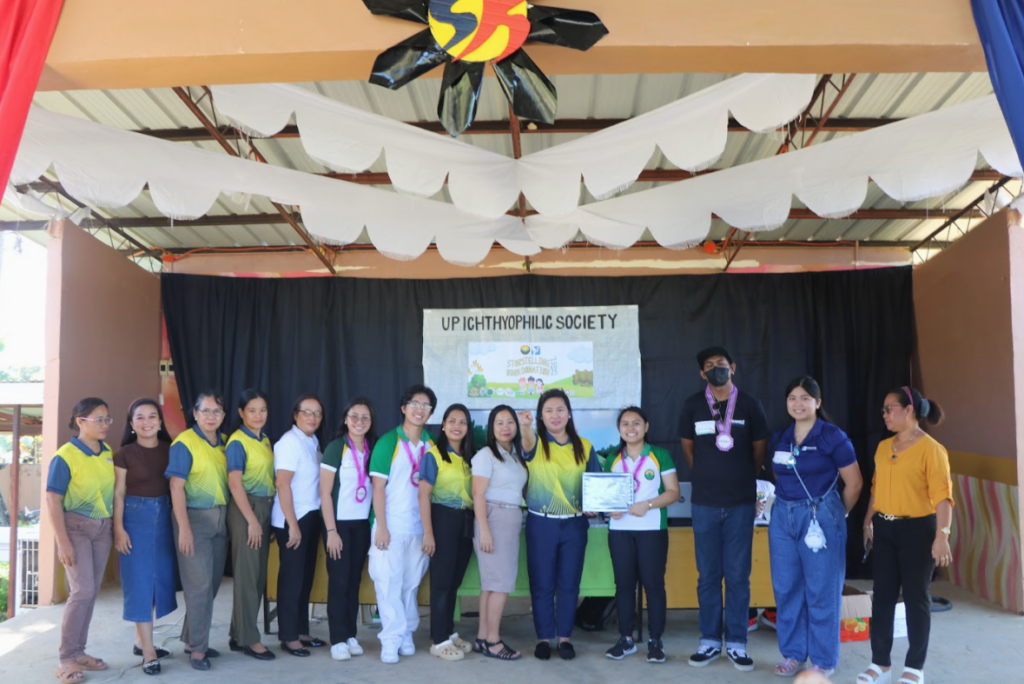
[348,437,369,503]
[619,450,648,493]
[403,440,425,487]
[704,384,738,451]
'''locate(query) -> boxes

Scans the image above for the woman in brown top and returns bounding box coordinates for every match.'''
[113,398,176,676]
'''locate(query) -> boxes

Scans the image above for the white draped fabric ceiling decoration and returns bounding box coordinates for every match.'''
[210,74,818,218]
[7,78,1022,265]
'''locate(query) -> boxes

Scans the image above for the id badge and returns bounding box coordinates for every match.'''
[694,420,716,436]
[772,450,791,465]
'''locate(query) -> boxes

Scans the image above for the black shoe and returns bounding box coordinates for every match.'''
[605,636,637,660]
[646,639,665,664]
[142,660,161,676]
[189,656,211,671]
[228,639,242,652]
[243,646,276,661]
[726,647,754,672]
[688,645,721,667]
[299,637,327,648]
[558,642,576,660]
[534,642,551,660]
[184,648,220,658]
[281,643,311,657]
[133,647,171,659]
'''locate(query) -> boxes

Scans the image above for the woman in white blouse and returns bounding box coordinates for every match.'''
[271,394,327,657]
[471,405,529,661]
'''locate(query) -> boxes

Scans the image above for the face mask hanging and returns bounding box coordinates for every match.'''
[791,456,839,554]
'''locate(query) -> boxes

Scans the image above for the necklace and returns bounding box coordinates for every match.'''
[890,426,922,459]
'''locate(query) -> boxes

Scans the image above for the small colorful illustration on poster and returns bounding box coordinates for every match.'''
[467,341,594,399]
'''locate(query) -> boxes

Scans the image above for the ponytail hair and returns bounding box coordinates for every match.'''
[889,386,945,426]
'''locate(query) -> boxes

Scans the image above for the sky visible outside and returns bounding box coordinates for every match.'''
[0,233,47,375]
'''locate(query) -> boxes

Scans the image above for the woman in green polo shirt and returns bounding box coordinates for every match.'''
[46,397,116,683]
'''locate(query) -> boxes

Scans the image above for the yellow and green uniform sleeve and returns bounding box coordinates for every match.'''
[46,439,115,519]
[525,436,599,515]
[166,425,228,509]
[226,427,276,497]
[421,446,473,509]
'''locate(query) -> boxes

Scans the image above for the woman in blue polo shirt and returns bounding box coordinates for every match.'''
[603,406,680,665]
[520,388,602,662]
[768,377,863,678]
[225,389,276,661]
[165,390,230,671]
[46,398,116,683]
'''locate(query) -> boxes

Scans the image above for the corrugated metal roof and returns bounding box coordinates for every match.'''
[3,71,1016,269]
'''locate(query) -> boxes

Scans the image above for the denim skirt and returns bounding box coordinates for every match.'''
[119,495,179,622]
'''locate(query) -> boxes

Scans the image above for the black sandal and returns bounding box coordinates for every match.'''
[484,640,522,661]
[473,638,487,654]
[142,659,161,676]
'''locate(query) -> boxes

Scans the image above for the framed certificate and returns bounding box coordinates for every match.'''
[582,473,635,512]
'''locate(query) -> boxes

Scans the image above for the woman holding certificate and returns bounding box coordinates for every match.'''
[603,407,680,664]
[521,389,602,661]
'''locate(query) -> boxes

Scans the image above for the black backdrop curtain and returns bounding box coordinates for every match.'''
[161,267,914,577]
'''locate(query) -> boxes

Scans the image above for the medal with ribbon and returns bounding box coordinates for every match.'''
[705,384,738,452]
[404,440,425,487]
[619,449,648,493]
[348,436,369,502]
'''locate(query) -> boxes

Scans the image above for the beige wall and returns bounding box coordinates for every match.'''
[913,210,1020,462]
[0,464,41,514]
[39,221,162,605]
[165,243,911,278]
[40,0,984,90]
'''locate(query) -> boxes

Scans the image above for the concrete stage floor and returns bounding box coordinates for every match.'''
[1,578,1020,683]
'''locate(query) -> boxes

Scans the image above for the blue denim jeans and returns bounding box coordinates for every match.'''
[691,502,755,650]
[768,491,847,669]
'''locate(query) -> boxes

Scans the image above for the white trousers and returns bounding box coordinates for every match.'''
[368,526,429,648]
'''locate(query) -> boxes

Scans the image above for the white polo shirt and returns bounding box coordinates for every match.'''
[271,424,322,528]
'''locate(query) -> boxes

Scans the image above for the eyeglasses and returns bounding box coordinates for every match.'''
[197,409,225,418]
[347,413,371,423]
[407,402,433,411]
[881,404,904,416]
[297,409,323,418]
[80,416,114,426]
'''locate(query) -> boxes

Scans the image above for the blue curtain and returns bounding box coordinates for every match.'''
[972,0,1024,161]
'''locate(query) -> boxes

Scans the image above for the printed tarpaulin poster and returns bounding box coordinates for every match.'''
[468,341,594,399]
[423,306,640,411]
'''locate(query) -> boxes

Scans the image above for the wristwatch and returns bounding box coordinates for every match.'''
[940,526,951,536]
[647,501,654,509]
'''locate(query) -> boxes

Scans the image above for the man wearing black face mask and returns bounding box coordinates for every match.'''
[677,346,768,673]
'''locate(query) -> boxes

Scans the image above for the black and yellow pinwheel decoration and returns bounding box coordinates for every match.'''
[363,0,608,136]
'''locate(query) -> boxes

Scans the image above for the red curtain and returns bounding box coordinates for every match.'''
[0,0,65,190]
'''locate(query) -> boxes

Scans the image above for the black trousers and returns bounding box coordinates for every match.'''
[273,510,322,642]
[608,528,669,640]
[429,504,474,644]
[870,514,936,670]
[324,518,371,644]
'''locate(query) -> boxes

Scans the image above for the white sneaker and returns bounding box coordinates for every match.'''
[399,636,416,656]
[346,637,364,656]
[330,643,351,661]
[381,644,399,664]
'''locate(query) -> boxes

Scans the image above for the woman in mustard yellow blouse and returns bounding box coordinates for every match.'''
[858,386,952,684]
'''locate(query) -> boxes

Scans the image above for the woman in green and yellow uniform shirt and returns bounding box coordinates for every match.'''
[520,388,602,662]
[47,398,116,683]
[225,389,276,661]
[419,403,476,662]
[165,390,229,671]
